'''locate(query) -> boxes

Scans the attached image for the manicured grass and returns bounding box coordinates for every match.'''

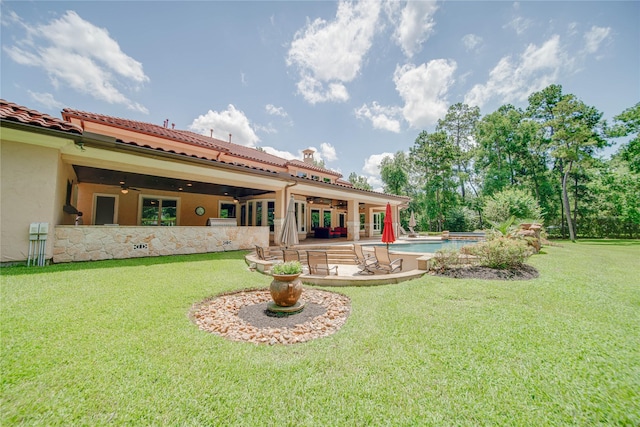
[2,242,639,425]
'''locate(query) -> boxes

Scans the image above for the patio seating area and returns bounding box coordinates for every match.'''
[247,241,427,287]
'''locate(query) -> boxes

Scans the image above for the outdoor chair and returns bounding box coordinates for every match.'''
[372,246,403,274]
[398,225,408,236]
[353,244,376,274]
[255,245,278,261]
[306,250,338,276]
[282,249,301,263]
[407,226,418,237]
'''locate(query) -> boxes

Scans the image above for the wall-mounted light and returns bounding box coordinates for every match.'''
[121,188,129,194]
[233,198,239,203]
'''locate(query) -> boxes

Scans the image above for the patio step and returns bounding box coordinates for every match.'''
[274,245,357,265]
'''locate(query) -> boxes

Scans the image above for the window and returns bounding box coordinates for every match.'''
[219,202,236,218]
[141,197,177,226]
[94,195,117,225]
[323,210,332,228]
[297,172,307,178]
[323,177,331,183]
[295,202,306,232]
[373,212,383,233]
[246,199,276,232]
[240,204,246,226]
[311,209,320,229]
[311,175,320,181]
[267,201,275,232]
[339,213,345,228]
[360,213,366,231]
[255,201,263,226]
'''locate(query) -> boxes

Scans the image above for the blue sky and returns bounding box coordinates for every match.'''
[1,1,638,190]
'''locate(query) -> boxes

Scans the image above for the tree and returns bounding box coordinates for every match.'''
[409,131,457,231]
[348,172,373,191]
[437,103,480,199]
[379,151,409,195]
[483,188,543,224]
[607,103,640,173]
[545,93,607,241]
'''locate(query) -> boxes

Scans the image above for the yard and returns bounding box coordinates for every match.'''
[2,241,639,425]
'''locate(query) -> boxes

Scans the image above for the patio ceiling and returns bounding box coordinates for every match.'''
[73,165,272,198]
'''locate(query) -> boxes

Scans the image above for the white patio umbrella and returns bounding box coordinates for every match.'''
[279,195,299,248]
[409,211,417,228]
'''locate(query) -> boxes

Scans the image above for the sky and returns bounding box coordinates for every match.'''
[1,1,638,190]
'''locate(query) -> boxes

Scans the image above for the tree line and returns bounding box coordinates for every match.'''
[349,85,639,240]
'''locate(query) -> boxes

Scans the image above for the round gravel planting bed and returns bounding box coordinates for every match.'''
[191,288,351,345]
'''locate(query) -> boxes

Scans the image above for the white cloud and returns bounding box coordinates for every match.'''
[362,152,394,191]
[390,1,438,58]
[28,91,65,109]
[462,34,483,52]
[583,25,611,54]
[319,142,338,162]
[464,35,565,108]
[393,59,457,128]
[567,22,579,37]
[286,0,381,104]
[504,16,532,35]
[362,152,393,176]
[354,102,401,133]
[265,104,289,118]
[3,11,148,113]
[262,146,297,160]
[189,104,260,147]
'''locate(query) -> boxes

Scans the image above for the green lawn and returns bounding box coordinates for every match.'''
[2,241,639,425]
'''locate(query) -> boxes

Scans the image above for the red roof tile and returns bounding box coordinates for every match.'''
[1,100,82,134]
[61,108,343,177]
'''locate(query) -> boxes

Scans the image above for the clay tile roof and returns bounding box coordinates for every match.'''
[62,108,230,151]
[1,99,82,134]
[61,108,342,177]
[287,159,342,177]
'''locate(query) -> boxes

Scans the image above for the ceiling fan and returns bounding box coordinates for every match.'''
[117,179,140,194]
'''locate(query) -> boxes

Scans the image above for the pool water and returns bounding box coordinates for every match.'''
[370,240,478,253]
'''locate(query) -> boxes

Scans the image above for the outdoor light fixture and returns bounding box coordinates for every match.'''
[121,188,129,194]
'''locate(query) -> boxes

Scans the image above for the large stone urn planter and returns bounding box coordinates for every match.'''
[270,273,303,306]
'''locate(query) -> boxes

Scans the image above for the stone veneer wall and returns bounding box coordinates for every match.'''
[53,226,269,263]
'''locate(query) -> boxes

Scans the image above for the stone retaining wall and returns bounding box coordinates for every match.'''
[53,226,269,263]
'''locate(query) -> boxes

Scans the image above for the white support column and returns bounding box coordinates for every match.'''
[347,199,359,241]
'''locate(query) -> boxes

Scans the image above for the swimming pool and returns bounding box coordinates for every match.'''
[369,240,478,253]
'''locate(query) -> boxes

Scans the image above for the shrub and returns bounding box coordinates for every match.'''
[483,188,543,224]
[467,237,530,269]
[271,261,303,275]
[432,249,461,270]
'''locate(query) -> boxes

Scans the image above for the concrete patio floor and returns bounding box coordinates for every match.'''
[246,237,435,287]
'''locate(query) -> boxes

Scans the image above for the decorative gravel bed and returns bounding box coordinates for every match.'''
[190,288,351,345]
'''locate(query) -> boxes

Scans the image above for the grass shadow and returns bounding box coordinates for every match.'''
[0,250,250,276]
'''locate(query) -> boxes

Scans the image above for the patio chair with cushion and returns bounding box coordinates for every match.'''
[353,244,376,274]
[373,246,403,274]
[306,250,338,276]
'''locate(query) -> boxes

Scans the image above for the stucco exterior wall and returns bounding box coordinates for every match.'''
[1,141,61,263]
[52,225,268,263]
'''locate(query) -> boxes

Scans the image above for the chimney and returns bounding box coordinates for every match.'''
[303,148,315,164]
[210,129,213,138]
[229,133,232,143]
[171,123,175,129]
